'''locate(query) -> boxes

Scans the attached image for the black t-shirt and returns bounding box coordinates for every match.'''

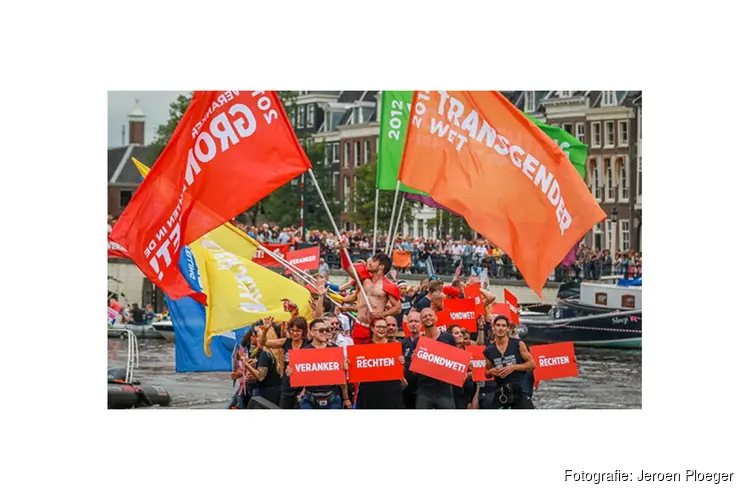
[396,297,412,328]
[401,336,420,371]
[257,350,282,388]
[414,333,458,398]
[281,338,308,395]
[413,295,431,312]
[300,343,342,396]
[131,308,145,324]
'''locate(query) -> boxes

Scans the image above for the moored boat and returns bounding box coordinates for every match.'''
[517,278,641,349]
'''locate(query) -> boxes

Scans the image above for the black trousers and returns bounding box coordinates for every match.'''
[279,392,299,409]
[402,373,419,409]
[415,392,456,409]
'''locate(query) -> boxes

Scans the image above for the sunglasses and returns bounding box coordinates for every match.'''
[314,327,331,333]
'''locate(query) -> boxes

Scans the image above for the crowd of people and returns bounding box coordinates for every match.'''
[228,249,536,410]
[110,214,642,284]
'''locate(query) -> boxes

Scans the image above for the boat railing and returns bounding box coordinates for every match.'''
[109,327,140,383]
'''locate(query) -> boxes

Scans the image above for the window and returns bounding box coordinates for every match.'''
[290,110,296,128]
[605,220,614,251]
[307,104,315,128]
[618,120,629,146]
[354,142,360,167]
[636,157,642,205]
[524,91,536,113]
[344,143,350,167]
[559,91,572,98]
[605,158,615,201]
[563,123,573,134]
[589,157,602,201]
[332,143,340,163]
[333,171,340,195]
[602,91,616,106]
[594,222,603,249]
[621,295,635,309]
[324,144,330,164]
[618,157,629,201]
[344,176,350,212]
[620,220,630,251]
[417,219,425,239]
[119,189,133,208]
[364,140,370,164]
[595,293,608,306]
[576,123,585,142]
[605,121,615,147]
[591,122,601,148]
[296,106,304,129]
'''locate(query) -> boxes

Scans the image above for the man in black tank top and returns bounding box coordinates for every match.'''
[483,315,536,409]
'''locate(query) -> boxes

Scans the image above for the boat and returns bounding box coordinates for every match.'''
[151,320,175,342]
[516,277,641,349]
[107,329,172,409]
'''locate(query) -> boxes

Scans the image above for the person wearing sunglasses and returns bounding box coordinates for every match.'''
[298,319,352,409]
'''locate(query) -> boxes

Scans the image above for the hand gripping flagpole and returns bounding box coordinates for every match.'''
[388,193,406,257]
[308,169,374,313]
[385,180,401,255]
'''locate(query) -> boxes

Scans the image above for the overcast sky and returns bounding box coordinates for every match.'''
[108,91,190,148]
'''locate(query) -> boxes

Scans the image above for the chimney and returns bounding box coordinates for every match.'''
[128,99,146,145]
[121,125,125,146]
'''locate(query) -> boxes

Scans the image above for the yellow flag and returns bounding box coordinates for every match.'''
[132,158,258,259]
[198,237,312,354]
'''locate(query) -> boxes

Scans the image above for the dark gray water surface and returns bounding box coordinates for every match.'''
[108,339,641,409]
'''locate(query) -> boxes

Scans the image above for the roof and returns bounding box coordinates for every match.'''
[108,145,159,186]
[339,91,364,103]
[590,91,630,108]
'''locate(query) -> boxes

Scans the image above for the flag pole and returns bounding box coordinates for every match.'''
[388,194,406,257]
[307,169,374,313]
[372,188,380,255]
[385,181,401,255]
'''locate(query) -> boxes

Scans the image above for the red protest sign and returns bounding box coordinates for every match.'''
[289,346,346,387]
[444,298,478,331]
[284,246,320,274]
[529,342,578,382]
[346,342,403,383]
[463,283,484,316]
[491,303,512,318]
[504,289,520,325]
[409,336,471,387]
[253,243,290,267]
[467,345,489,382]
[434,311,450,335]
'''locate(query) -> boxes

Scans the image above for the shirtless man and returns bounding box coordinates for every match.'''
[340,248,401,345]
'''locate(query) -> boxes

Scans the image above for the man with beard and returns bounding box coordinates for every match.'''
[385,315,399,343]
[339,248,402,345]
[401,309,422,409]
[484,315,535,409]
[355,317,406,409]
[413,308,461,409]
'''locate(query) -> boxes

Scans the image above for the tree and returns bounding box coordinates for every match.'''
[150,93,193,158]
[351,162,417,235]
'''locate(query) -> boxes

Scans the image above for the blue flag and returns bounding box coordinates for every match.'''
[169,246,249,372]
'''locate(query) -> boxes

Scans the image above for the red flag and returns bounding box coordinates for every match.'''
[253,243,290,267]
[399,91,606,297]
[504,289,520,325]
[109,91,310,301]
[107,236,129,259]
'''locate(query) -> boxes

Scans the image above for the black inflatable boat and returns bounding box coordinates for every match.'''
[108,368,171,409]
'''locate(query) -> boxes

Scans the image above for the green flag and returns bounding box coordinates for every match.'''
[527,115,588,179]
[376,91,425,194]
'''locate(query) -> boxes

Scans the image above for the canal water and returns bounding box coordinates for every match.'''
[108,338,641,409]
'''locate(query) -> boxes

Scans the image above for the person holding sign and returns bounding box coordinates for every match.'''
[483,315,536,409]
[401,309,423,409]
[354,318,406,409]
[339,250,402,345]
[260,316,309,409]
[298,319,352,409]
[414,308,461,409]
[450,325,478,410]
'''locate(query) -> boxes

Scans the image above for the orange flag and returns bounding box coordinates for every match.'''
[398,91,605,297]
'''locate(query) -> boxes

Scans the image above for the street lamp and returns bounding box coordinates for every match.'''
[610,207,619,223]
[609,207,618,254]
